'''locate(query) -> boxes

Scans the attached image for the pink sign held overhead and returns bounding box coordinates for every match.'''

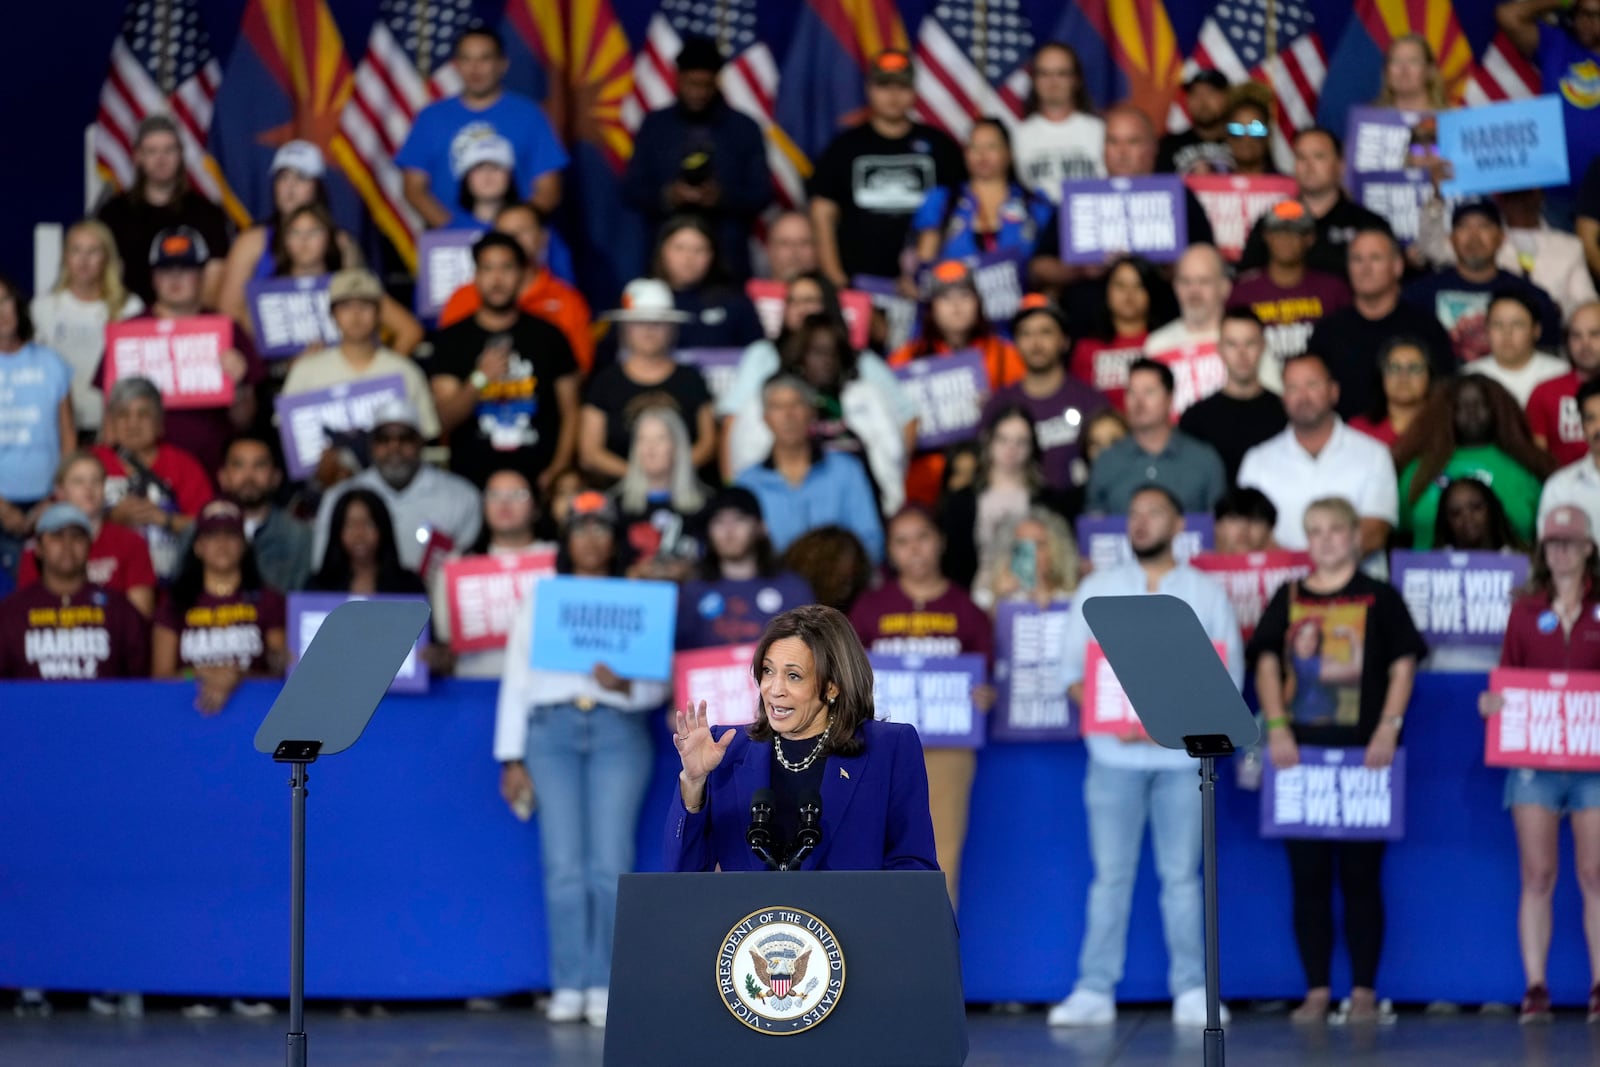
[1487,668,1600,771]
[1184,174,1298,261]
[104,315,235,409]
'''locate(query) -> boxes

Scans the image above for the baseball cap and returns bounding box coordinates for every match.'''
[928,259,976,296]
[1011,292,1068,335]
[195,500,245,538]
[707,486,763,522]
[1185,70,1230,92]
[369,399,423,436]
[1541,505,1593,542]
[271,140,326,180]
[1452,198,1503,229]
[603,278,692,323]
[1263,199,1315,234]
[328,268,384,307]
[870,50,914,86]
[36,503,93,536]
[149,226,209,270]
[567,490,618,529]
[451,134,515,180]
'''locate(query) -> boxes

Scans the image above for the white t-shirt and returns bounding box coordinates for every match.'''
[1464,351,1571,408]
[30,289,145,432]
[1236,419,1400,550]
[1013,113,1106,203]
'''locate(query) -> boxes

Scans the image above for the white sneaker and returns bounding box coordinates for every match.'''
[584,987,608,1028]
[1047,989,1115,1027]
[180,1002,221,1019]
[545,988,585,1023]
[1172,987,1230,1027]
[231,999,277,1018]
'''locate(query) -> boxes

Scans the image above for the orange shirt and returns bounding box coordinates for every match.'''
[438,269,596,373]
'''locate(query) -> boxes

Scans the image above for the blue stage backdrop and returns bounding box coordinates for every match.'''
[0,673,1589,1005]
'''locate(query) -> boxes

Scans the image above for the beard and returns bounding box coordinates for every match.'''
[1131,538,1171,562]
[226,484,269,509]
[376,456,420,489]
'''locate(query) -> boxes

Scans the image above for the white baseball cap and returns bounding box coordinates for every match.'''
[452,134,515,180]
[603,278,691,323]
[271,140,326,180]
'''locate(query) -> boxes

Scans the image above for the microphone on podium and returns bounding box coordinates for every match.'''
[782,791,823,871]
[747,788,779,870]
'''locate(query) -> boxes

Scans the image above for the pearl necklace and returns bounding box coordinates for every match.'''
[774,717,831,773]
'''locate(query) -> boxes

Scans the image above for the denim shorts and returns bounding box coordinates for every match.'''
[1503,768,1600,814]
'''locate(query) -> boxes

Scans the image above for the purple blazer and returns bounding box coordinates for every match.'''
[663,718,939,873]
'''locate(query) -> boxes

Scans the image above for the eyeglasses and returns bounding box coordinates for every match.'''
[1227,120,1269,139]
[486,489,532,503]
[1382,362,1429,377]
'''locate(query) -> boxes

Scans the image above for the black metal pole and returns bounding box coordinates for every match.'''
[1200,756,1224,1067]
[288,761,308,1067]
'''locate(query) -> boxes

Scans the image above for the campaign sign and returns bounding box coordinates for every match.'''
[1260,746,1407,841]
[990,601,1079,742]
[894,349,990,449]
[746,279,872,350]
[287,592,429,694]
[852,274,918,353]
[272,374,409,480]
[1393,550,1529,649]
[969,249,1027,324]
[415,228,483,320]
[529,576,678,681]
[104,315,235,409]
[1081,639,1227,739]
[1346,106,1421,177]
[1438,95,1569,198]
[443,549,558,653]
[673,643,760,727]
[1059,176,1187,265]
[246,274,340,358]
[1487,668,1600,771]
[675,348,745,407]
[1076,514,1214,571]
[1191,550,1313,640]
[1350,170,1437,245]
[869,652,987,747]
[1184,175,1298,261]
[1153,341,1226,415]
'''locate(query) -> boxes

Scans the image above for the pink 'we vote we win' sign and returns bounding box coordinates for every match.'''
[1487,669,1600,771]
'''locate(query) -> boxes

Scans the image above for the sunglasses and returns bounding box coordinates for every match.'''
[1227,120,1269,139]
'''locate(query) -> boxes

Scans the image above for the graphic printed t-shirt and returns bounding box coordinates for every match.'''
[582,362,713,463]
[1013,113,1106,201]
[1538,25,1600,194]
[676,573,815,650]
[0,582,150,680]
[156,587,286,673]
[1228,270,1352,375]
[1402,270,1562,364]
[0,343,73,502]
[1525,370,1588,467]
[983,377,1110,491]
[395,93,569,209]
[1069,334,1148,410]
[848,582,993,661]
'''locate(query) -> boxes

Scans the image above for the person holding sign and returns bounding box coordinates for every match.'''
[495,496,668,1028]
[1432,476,1527,553]
[667,603,938,878]
[1052,484,1243,1029]
[676,487,813,650]
[1250,497,1426,1025]
[1497,0,1600,216]
[1478,504,1600,1023]
[1237,129,1388,280]
[1067,256,1175,409]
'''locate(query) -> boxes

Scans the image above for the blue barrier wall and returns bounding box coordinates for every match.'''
[0,674,1589,1004]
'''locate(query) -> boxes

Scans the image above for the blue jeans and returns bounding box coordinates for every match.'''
[523,703,654,991]
[1076,760,1205,998]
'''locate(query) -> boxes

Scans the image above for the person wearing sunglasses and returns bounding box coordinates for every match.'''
[1224,99,1279,177]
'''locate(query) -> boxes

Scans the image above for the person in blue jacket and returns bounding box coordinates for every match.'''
[665,604,938,873]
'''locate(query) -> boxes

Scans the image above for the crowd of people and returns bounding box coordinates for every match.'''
[11,11,1600,1033]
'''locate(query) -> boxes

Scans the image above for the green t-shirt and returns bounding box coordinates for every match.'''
[1398,445,1542,549]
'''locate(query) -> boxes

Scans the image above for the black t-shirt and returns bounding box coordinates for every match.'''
[583,361,713,462]
[1248,572,1427,747]
[425,313,578,488]
[1238,194,1390,278]
[97,191,232,306]
[809,121,966,280]
[616,493,706,570]
[1155,130,1232,175]
[1177,390,1288,486]
[1306,303,1458,421]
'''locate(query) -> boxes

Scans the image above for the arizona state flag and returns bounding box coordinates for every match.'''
[774,0,909,165]
[1043,0,1184,126]
[1316,0,1474,134]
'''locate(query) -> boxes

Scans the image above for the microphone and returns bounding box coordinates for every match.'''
[747,788,779,871]
[781,791,823,871]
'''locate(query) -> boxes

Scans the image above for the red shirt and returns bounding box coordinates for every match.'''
[1346,414,1400,448]
[16,520,156,593]
[1500,591,1600,671]
[156,588,286,673]
[0,582,150,679]
[94,444,215,518]
[1525,370,1587,468]
[1069,335,1148,411]
[848,582,993,662]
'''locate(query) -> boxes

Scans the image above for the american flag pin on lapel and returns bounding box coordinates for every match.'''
[840,768,849,780]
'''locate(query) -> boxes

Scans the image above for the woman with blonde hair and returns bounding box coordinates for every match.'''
[1375,34,1449,111]
[31,219,145,437]
[611,405,710,581]
[981,506,1080,611]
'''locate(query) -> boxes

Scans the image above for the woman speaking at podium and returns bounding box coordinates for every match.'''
[665,605,938,872]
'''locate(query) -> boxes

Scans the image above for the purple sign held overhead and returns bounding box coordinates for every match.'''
[287,592,430,694]
[415,228,484,321]
[894,349,990,450]
[1345,106,1421,178]
[675,347,744,407]
[1076,514,1214,571]
[1058,176,1186,265]
[273,374,409,480]
[869,652,987,748]
[1260,746,1406,841]
[246,275,340,358]
[1392,550,1529,649]
[970,249,1027,325]
[990,601,1079,742]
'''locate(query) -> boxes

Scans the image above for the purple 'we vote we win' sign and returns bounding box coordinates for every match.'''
[272,374,409,481]
[246,275,340,359]
[1058,176,1186,266]
[674,348,744,408]
[893,349,990,450]
[868,653,987,749]
[1392,550,1529,649]
[1076,515,1214,572]
[989,601,1079,742]
[415,228,483,320]
[1260,746,1406,841]
[286,592,430,694]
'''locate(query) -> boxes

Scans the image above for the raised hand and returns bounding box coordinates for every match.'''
[673,700,735,785]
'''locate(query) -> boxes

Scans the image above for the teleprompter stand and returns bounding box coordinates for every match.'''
[253,600,431,1067]
[1082,594,1258,1067]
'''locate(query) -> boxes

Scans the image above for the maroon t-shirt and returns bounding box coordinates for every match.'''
[0,582,150,679]
[983,377,1110,492]
[1228,270,1351,370]
[848,582,993,661]
[155,588,287,673]
[1500,591,1600,671]
[17,520,156,593]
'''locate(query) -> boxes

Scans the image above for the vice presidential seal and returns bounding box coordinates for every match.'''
[716,907,845,1034]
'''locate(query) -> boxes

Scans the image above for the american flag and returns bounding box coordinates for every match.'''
[1169,0,1327,173]
[94,0,225,202]
[336,0,472,269]
[913,0,1034,142]
[1463,31,1540,105]
[622,0,805,208]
